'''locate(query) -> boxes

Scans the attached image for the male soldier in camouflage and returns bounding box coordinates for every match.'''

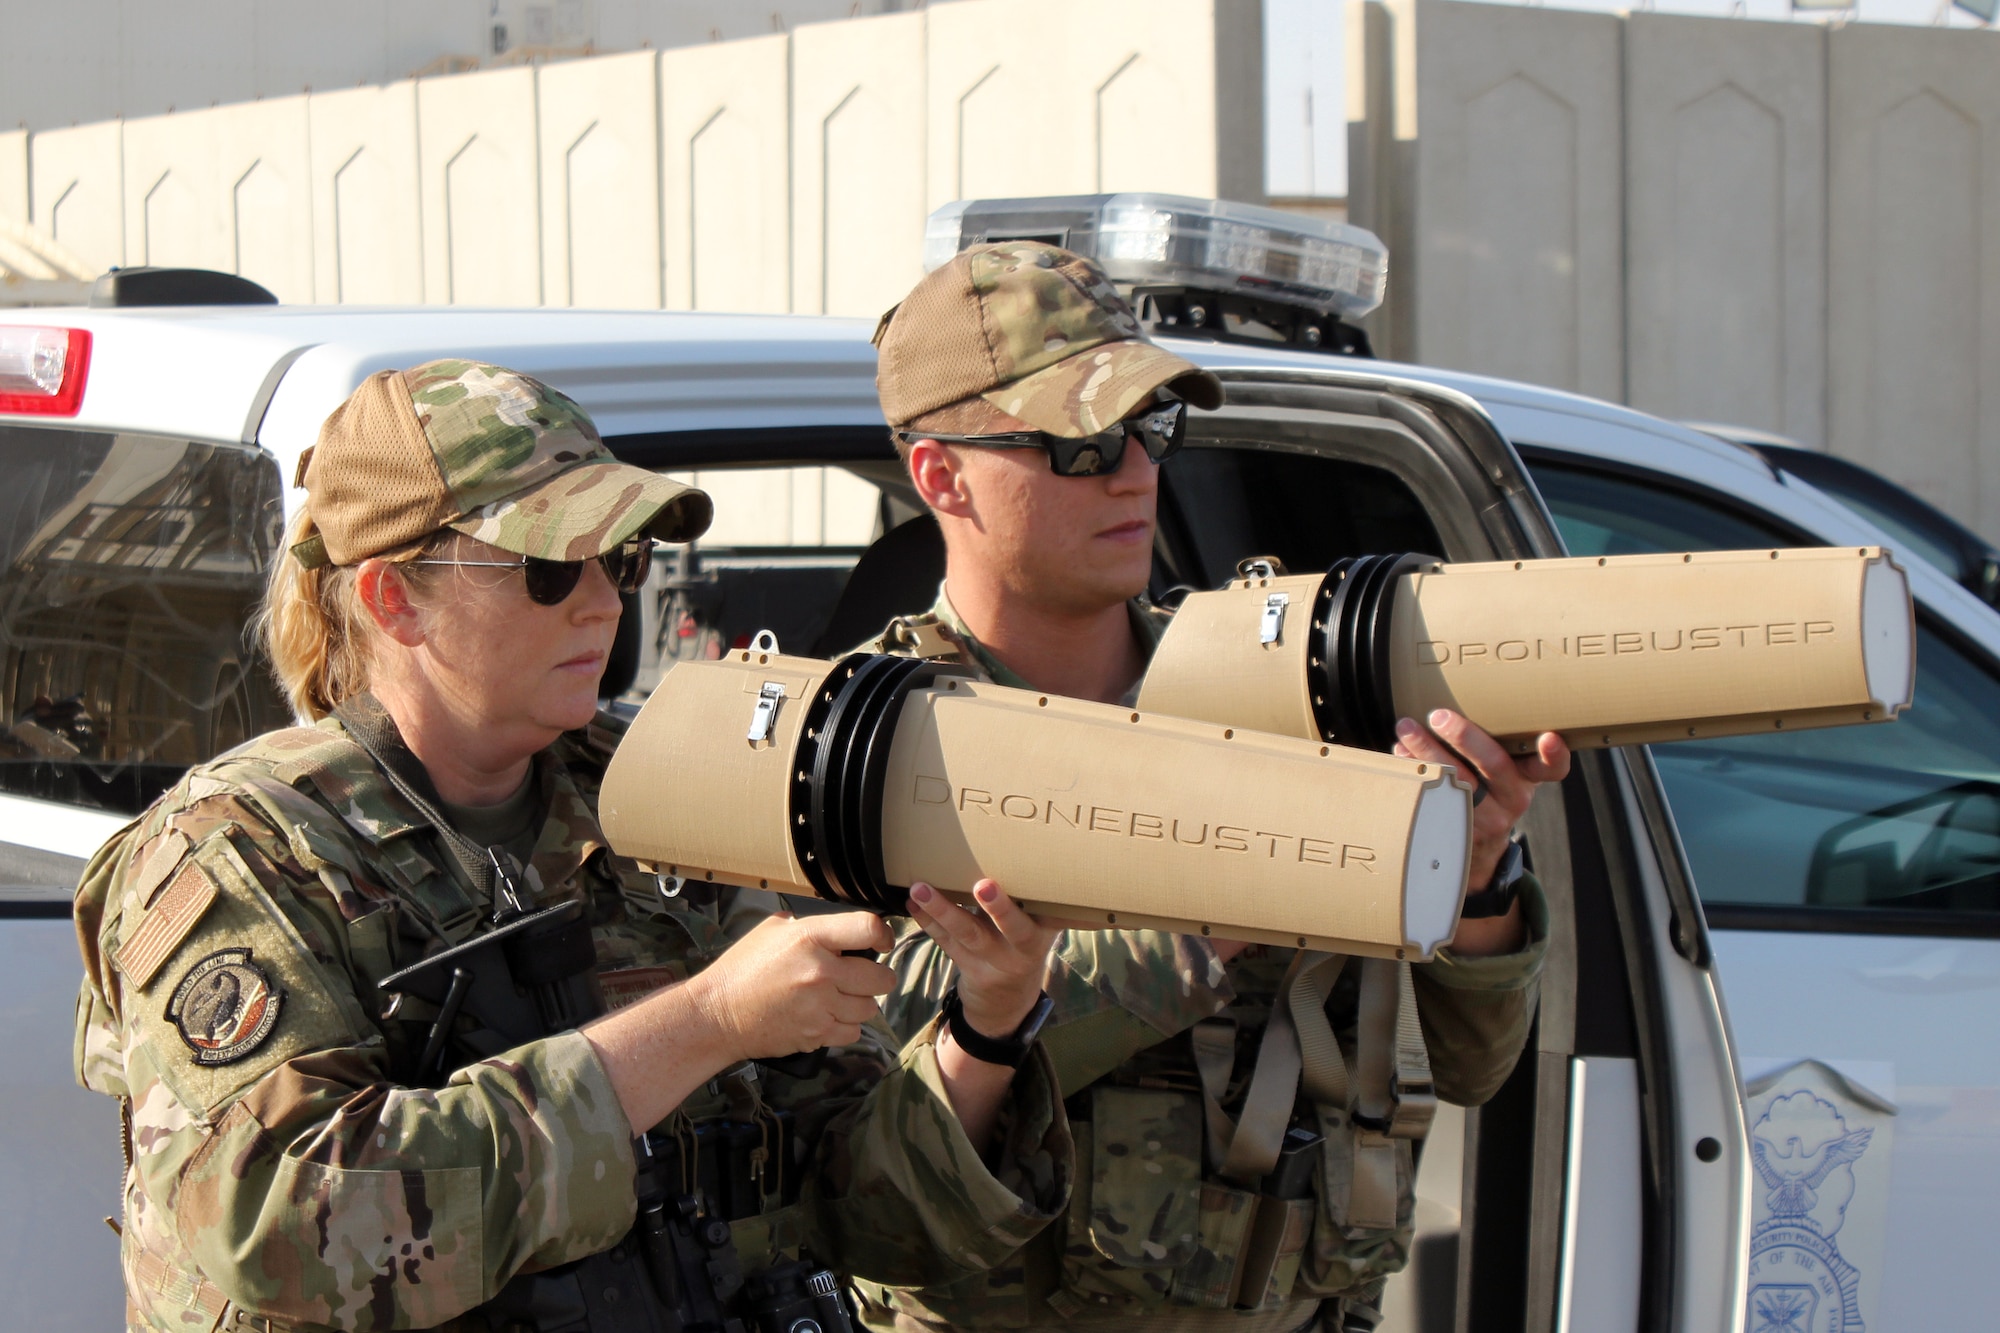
[853,243,1572,1332]
[73,360,1075,1332]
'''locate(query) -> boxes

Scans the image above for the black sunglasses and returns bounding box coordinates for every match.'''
[896,398,1187,477]
[412,537,654,606]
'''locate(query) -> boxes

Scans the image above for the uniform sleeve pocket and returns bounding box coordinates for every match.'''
[1084,1086,1202,1269]
[177,1120,486,1329]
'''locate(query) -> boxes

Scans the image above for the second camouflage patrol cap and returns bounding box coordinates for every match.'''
[294,358,712,568]
[873,241,1223,438]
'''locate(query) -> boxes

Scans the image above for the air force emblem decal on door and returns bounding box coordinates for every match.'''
[1743,1060,1897,1333]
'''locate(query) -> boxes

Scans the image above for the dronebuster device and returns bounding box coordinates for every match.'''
[1138,547,1916,754]
[598,649,1475,960]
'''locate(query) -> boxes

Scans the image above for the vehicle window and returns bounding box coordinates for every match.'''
[0,426,288,815]
[1783,466,1966,583]
[1157,446,1444,590]
[628,464,899,694]
[1532,460,2000,917]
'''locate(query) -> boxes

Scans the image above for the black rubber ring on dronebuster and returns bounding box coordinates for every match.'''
[1304,567,1345,747]
[1342,554,1400,751]
[830,656,927,912]
[790,655,864,902]
[852,661,955,915]
[811,654,910,909]
[1318,555,1374,749]
[1357,552,1432,753]
[1315,552,1430,753]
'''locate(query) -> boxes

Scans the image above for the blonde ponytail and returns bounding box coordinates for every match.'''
[255,510,369,720]
[256,511,451,721]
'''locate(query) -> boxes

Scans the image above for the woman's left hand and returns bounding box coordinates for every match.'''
[906,879,1063,1044]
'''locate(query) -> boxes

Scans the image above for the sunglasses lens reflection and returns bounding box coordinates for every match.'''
[521,540,653,606]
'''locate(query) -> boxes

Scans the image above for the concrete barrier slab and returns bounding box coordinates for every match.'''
[219,99,316,303]
[1829,24,2000,541]
[308,81,425,306]
[29,122,124,277]
[792,11,926,319]
[1626,14,1826,446]
[0,133,26,228]
[1411,0,1624,401]
[419,66,543,306]
[119,98,315,302]
[539,50,662,310]
[924,0,1249,208]
[662,33,792,313]
[122,107,227,276]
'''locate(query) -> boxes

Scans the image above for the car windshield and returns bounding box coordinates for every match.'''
[1531,461,2000,916]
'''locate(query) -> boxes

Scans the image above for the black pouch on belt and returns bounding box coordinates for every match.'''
[1232,1124,1326,1309]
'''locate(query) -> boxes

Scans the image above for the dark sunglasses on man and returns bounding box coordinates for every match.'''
[412,535,654,606]
[895,397,1187,478]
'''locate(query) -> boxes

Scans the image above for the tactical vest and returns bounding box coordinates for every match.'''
[865,605,1435,1327]
[75,717,835,1333]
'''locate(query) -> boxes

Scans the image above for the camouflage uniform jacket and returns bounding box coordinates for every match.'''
[74,715,1072,1332]
[853,587,1548,1331]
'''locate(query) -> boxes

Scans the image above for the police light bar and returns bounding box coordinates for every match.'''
[0,326,91,417]
[924,193,1389,322]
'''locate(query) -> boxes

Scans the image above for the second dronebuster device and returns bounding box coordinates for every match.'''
[598,649,1474,960]
[1137,547,1916,754]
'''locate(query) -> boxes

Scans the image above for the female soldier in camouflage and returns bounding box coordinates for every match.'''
[73,361,1073,1332]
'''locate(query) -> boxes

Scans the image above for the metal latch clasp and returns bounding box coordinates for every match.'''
[748,681,787,743]
[1260,591,1290,645]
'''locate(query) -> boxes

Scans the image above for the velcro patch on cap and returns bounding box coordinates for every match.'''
[114,860,220,992]
[166,948,284,1066]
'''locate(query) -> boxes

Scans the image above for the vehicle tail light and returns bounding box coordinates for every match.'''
[0,326,92,417]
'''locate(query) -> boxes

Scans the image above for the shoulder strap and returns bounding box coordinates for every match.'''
[331,694,531,917]
[881,613,965,662]
[1192,953,1433,1190]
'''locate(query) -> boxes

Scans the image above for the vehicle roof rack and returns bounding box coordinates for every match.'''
[89,267,279,308]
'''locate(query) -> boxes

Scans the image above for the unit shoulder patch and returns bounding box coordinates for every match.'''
[114,859,220,991]
[165,948,284,1065]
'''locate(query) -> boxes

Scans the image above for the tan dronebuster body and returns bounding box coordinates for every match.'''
[1137,547,1915,754]
[598,649,1476,960]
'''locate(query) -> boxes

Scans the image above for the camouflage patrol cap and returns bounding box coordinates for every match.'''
[294,359,711,567]
[874,241,1223,438]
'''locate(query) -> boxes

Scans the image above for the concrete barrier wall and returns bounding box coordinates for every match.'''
[16,0,1254,322]
[419,67,543,307]
[539,50,663,311]
[121,99,317,303]
[308,82,425,305]
[30,122,126,275]
[1625,14,1827,445]
[1828,24,2000,536]
[925,0,1260,208]
[1409,1,1625,402]
[791,11,929,320]
[0,133,26,227]
[661,34,793,314]
[1354,1,2000,537]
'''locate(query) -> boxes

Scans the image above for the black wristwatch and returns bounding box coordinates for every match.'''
[939,987,1055,1068]
[1460,838,1527,919]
